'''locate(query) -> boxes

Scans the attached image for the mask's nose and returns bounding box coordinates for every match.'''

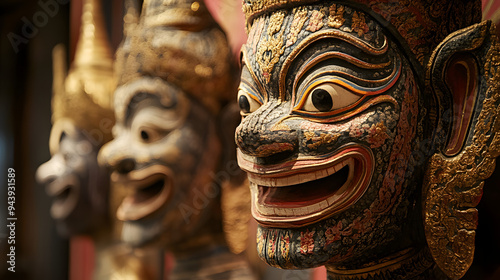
[98,136,136,175]
[235,103,298,164]
[36,154,65,185]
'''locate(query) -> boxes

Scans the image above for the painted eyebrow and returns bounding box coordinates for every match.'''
[124,91,161,124]
[292,51,400,98]
[241,48,269,102]
[279,29,389,100]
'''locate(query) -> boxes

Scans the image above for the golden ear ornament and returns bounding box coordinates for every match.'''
[423,20,500,280]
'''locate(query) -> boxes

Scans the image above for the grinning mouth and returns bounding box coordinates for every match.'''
[113,166,173,221]
[258,162,351,207]
[239,144,373,228]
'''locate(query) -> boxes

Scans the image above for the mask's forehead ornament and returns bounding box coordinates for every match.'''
[116,0,237,115]
[243,0,481,68]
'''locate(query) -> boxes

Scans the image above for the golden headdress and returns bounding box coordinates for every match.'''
[117,0,238,114]
[242,0,482,66]
[50,0,115,153]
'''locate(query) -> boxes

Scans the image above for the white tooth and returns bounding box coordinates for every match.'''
[274,177,282,187]
[260,205,273,215]
[292,207,303,215]
[293,208,302,216]
[326,167,332,176]
[260,177,269,186]
[298,173,306,184]
[281,208,290,216]
[287,174,300,185]
[284,176,291,186]
[278,176,290,187]
[314,170,321,180]
[313,203,322,213]
[305,205,315,215]
[311,204,320,213]
[314,170,323,180]
[326,197,332,206]
[336,162,343,171]
[275,207,285,216]
[267,206,276,216]
[322,169,329,178]
[267,178,274,187]
[318,200,328,210]
[326,196,333,206]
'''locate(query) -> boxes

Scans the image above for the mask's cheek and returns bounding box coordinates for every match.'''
[297,109,395,155]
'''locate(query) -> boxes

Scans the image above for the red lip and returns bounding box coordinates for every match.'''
[238,144,374,228]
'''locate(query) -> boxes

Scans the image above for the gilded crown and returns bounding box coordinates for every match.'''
[242,0,482,65]
[51,0,115,153]
[117,0,237,114]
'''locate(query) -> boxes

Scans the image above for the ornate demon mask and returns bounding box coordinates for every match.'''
[235,0,500,279]
[98,0,246,256]
[36,0,115,237]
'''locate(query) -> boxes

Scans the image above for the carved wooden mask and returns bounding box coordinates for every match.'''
[236,0,500,278]
[36,0,115,237]
[98,0,238,249]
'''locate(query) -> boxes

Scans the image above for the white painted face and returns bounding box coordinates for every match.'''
[36,120,109,237]
[99,77,222,247]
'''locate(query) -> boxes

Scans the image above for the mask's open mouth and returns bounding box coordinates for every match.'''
[258,162,351,207]
[46,175,79,220]
[239,144,373,228]
[114,166,173,221]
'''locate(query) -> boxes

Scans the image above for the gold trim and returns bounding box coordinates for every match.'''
[256,11,286,83]
[423,21,500,279]
[326,248,435,279]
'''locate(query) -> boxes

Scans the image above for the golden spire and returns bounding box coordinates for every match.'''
[50,0,115,153]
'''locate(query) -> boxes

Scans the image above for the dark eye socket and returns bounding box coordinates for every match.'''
[311,88,333,112]
[140,130,150,141]
[62,152,75,163]
[239,95,251,114]
[137,126,164,143]
[237,89,261,115]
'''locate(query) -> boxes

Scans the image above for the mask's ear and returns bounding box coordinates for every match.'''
[423,20,500,279]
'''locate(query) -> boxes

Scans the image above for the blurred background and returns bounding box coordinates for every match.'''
[0,0,499,279]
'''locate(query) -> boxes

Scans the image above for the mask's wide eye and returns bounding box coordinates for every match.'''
[238,89,261,114]
[301,83,361,112]
[137,126,163,143]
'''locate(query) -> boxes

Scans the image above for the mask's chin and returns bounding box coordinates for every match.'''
[121,210,165,247]
[256,221,339,270]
